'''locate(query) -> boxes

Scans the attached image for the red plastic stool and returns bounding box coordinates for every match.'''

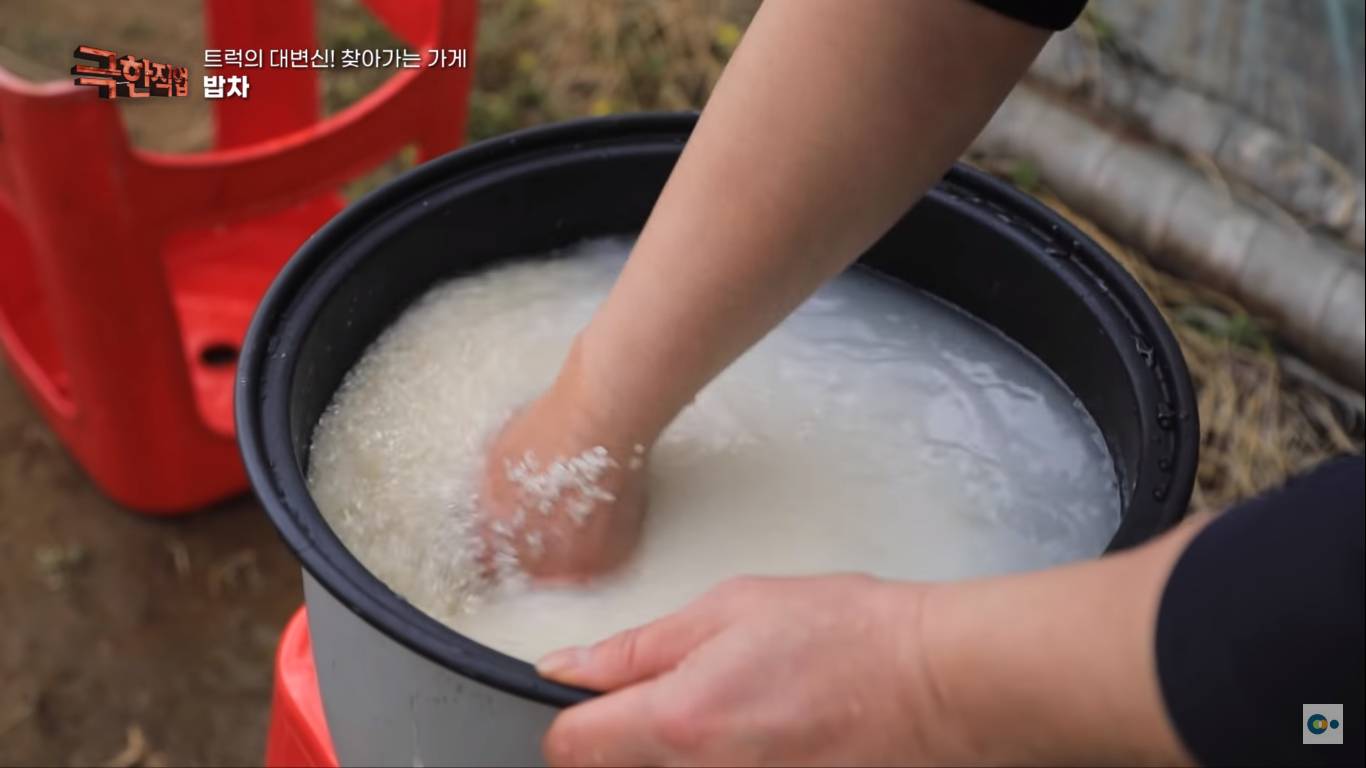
[267,607,339,768]
[0,0,476,512]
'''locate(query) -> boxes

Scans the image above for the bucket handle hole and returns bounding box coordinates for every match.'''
[199,342,239,368]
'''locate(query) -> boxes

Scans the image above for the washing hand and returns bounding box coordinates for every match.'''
[535,575,943,766]
[478,341,653,582]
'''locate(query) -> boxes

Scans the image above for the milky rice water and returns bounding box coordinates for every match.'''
[308,237,1120,662]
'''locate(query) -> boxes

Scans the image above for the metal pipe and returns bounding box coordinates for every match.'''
[974,88,1365,390]
[1027,32,1365,249]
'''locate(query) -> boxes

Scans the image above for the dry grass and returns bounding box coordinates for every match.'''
[469,0,757,139]
[1036,195,1363,515]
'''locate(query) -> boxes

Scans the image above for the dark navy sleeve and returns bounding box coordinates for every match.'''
[1156,455,1365,766]
[968,0,1088,30]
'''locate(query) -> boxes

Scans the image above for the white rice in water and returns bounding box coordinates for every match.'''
[308,238,1119,662]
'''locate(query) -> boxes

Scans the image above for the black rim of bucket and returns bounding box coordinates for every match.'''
[237,112,1198,709]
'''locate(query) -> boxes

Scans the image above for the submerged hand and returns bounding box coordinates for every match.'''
[536,575,939,766]
[478,358,651,582]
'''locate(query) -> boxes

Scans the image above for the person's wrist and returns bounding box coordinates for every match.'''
[550,332,667,452]
[913,531,1204,767]
[916,575,1108,765]
[875,580,985,763]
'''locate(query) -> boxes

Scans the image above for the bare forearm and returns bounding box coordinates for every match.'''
[910,519,1208,765]
[568,0,1049,441]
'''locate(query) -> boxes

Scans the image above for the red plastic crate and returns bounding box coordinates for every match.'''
[0,0,476,512]
[266,607,339,768]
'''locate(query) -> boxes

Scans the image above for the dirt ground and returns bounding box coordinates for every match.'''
[0,356,303,766]
[0,2,375,764]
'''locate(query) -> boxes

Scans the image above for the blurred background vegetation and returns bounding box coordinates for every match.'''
[0,0,756,171]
